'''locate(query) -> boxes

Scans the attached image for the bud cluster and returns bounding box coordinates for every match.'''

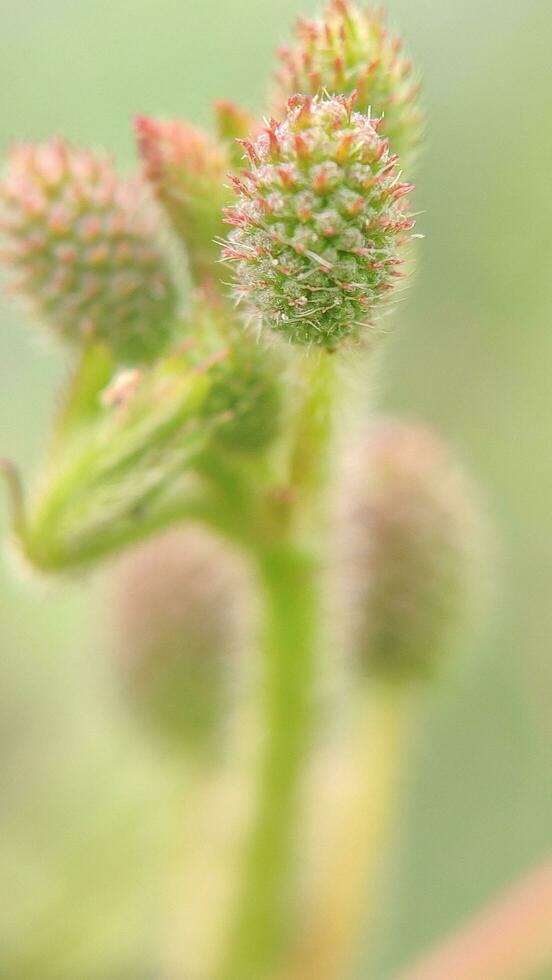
[223,94,414,348]
[270,0,423,166]
[0,139,177,363]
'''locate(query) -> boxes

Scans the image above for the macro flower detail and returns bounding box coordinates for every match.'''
[270,0,423,167]
[135,115,230,279]
[340,421,483,680]
[0,138,178,363]
[1,9,519,980]
[223,94,414,348]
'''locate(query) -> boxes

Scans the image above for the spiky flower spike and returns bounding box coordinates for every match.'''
[135,116,230,281]
[270,0,423,167]
[0,139,177,363]
[114,528,248,752]
[223,94,414,349]
[340,421,484,681]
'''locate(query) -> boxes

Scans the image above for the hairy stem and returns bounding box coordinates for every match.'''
[215,543,318,980]
[289,348,336,513]
[207,349,336,980]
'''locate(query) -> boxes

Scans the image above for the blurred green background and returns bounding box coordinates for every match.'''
[1,1,552,977]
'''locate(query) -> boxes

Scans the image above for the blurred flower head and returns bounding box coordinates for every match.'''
[0,138,177,363]
[135,116,230,279]
[337,420,487,681]
[113,528,250,753]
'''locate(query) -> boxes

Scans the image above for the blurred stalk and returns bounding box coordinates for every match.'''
[284,684,415,980]
[213,352,337,980]
[215,543,318,980]
[393,853,552,980]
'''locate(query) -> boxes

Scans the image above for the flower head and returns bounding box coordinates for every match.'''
[270,0,423,167]
[0,138,177,363]
[223,94,414,348]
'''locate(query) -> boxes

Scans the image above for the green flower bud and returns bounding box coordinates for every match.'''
[189,293,282,455]
[205,346,282,455]
[114,528,248,753]
[270,0,423,168]
[222,94,415,349]
[135,116,230,281]
[339,421,485,681]
[0,138,178,363]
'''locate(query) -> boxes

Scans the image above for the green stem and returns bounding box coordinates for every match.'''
[216,543,319,980]
[211,350,338,980]
[289,349,336,512]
